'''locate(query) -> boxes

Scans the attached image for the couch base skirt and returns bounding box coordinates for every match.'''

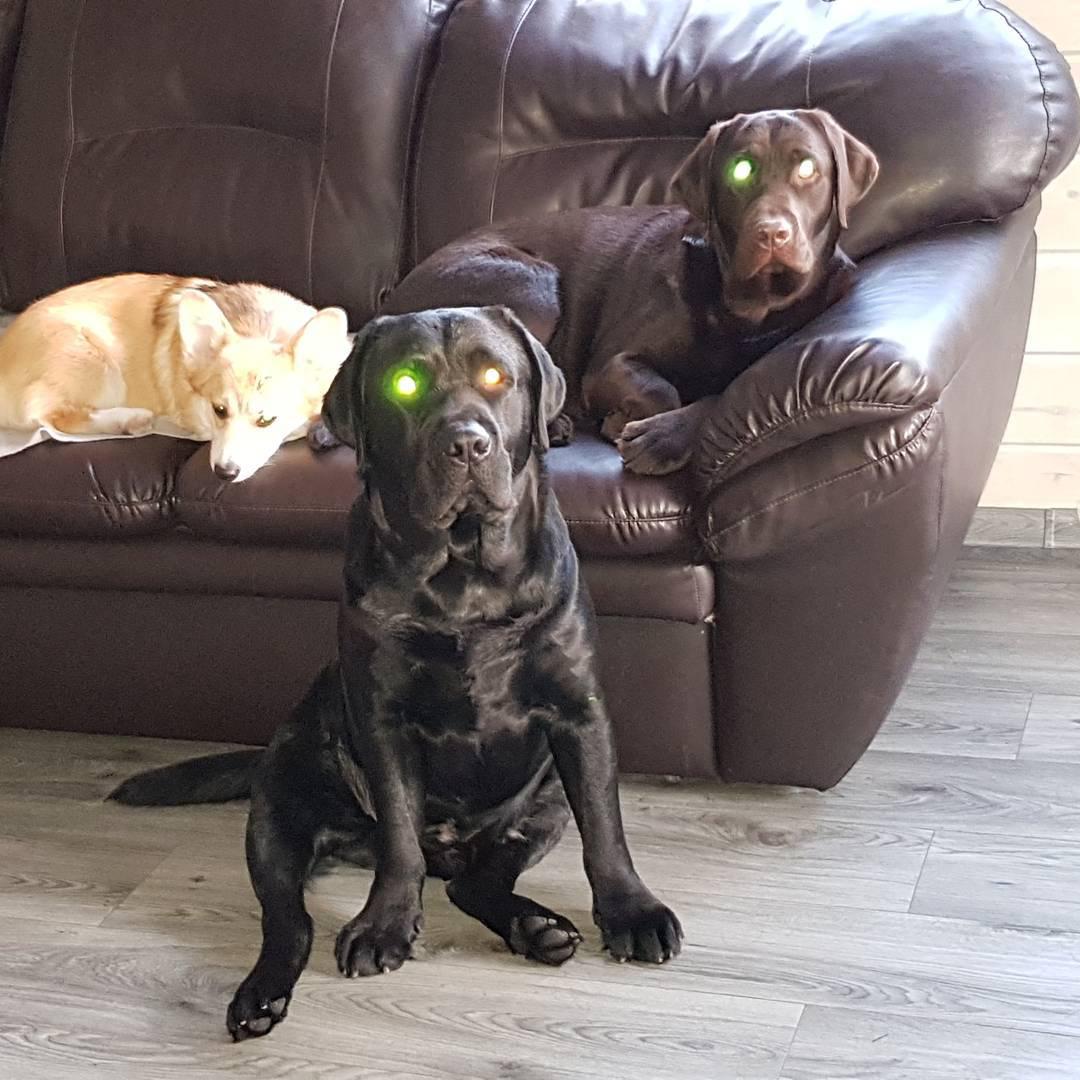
[0,586,718,778]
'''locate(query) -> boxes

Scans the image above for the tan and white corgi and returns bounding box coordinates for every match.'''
[0,273,352,481]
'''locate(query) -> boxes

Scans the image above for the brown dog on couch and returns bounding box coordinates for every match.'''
[380,109,879,475]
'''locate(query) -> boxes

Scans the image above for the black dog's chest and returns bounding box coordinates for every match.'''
[393,626,528,740]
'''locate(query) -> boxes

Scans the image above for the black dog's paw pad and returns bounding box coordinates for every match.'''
[598,901,683,965]
[509,913,582,966]
[547,413,575,447]
[226,986,291,1041]
[334,916,419,978]
[618,417,692,476]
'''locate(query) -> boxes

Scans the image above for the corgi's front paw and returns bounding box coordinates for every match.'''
[121,409,154,436]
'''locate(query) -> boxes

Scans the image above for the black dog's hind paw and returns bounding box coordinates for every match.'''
[596,894,683,964]
[508,912,583,966]
[226,982,290,1041]
[334,910,422,978]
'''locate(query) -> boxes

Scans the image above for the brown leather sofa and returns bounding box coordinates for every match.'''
[0,1,1076,788]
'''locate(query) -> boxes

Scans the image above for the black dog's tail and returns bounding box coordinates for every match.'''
[107,749,263,806]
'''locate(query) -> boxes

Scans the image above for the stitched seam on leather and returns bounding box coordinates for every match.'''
[175,501,346,515]
[711,407,936,539]
[308,0,347,304]
[500,134,700,163]
[71,123,313,149]
[0,494,171,509]
[976,1,1052,206]
[804,0,834,106]
[704,400,913,488]
[58,0,86,280]
[393,0,436,283]
[488,0,539,221]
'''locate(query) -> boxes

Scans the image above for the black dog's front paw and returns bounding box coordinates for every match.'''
[618,413,692,475]
[595,892,684,964]
[508,912,583,966]
[227,978,291,1041]
[334,907,423,978]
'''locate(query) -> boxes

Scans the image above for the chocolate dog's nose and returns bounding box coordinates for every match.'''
[213,461,241,481]
[755,219,793,249]
[442,421,491,464]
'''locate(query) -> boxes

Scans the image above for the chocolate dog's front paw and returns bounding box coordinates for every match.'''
[547,411,575,447]
[334,908,423,978]
[306,416,341,453]
[618,413,692,475]
[227,979,291,1041]
[595,893,683,964]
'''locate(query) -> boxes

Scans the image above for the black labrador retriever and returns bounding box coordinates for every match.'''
[380,108,879,475]
[111,306,681,1041]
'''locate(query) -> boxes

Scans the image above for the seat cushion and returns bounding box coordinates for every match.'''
[175,432,698,558]
[0,436,199,539]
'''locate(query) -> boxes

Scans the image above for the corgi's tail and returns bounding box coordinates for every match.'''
[107,749,262,806]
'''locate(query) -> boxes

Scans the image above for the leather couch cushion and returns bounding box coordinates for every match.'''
[0,436,198,539]
[411,0,1079,266]
[0,0,448,322]
[175,432,697,558]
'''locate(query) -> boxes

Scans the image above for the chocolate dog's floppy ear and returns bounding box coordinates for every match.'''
[804,109,879,229]
[493,306,566,451]
[671,117,740,225]
[320,318,381,468]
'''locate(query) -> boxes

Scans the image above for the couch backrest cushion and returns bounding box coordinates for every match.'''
[410,0,1080,265]
[0,0,448,323]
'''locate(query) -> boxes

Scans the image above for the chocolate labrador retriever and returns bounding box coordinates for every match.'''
[381,108,879,474]
[111,307,681,1041]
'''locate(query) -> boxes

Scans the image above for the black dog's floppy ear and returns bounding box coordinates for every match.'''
[493,306,566,451]
[320,318,381,467]
[671,117,740,225]
[804,109,879,230]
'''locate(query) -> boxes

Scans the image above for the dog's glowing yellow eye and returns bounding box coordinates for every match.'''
[387,366,424,402]
[797,157,817,180]
[481,366,504,388]
[255,415,276,428]
[213,403,228,420]
[730,157,755,184]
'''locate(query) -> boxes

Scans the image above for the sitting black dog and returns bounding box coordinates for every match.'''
[111,306,681,1041]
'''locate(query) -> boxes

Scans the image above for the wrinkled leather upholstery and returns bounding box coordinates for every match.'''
[173,432,697,559]
[0,0,451,320]
[0,0,1076,787]
[0,436,198,538]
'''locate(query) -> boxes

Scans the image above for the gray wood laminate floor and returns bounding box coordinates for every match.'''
[2,545,1079,1079]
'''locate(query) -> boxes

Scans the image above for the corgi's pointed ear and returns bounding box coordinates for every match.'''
[176,290,232,371]
[291,306,351,375]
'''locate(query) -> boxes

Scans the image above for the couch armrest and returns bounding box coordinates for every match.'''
[695,204,1037,561]
[692,209,1037,788]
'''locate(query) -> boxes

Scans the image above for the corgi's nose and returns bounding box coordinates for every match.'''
[213,461,241,482]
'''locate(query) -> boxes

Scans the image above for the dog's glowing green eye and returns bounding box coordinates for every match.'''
[797,157,817,180]
[387,366,424,402]
[730,156,755,184]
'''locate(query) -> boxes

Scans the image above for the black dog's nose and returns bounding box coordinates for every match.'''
[214,461,241,481]
[755,219,793,249]
[442,421,491,464]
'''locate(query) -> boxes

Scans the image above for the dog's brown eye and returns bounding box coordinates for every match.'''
[213,403,229,420]
[255,415,276,428]
[480,366,505,389]
[797,157,817,180]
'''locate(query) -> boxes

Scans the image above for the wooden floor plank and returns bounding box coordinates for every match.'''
[871,682,1030,759]
[1020,694,1080,762]
[911,830,1080,932]
[780,1006,1080,1080]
